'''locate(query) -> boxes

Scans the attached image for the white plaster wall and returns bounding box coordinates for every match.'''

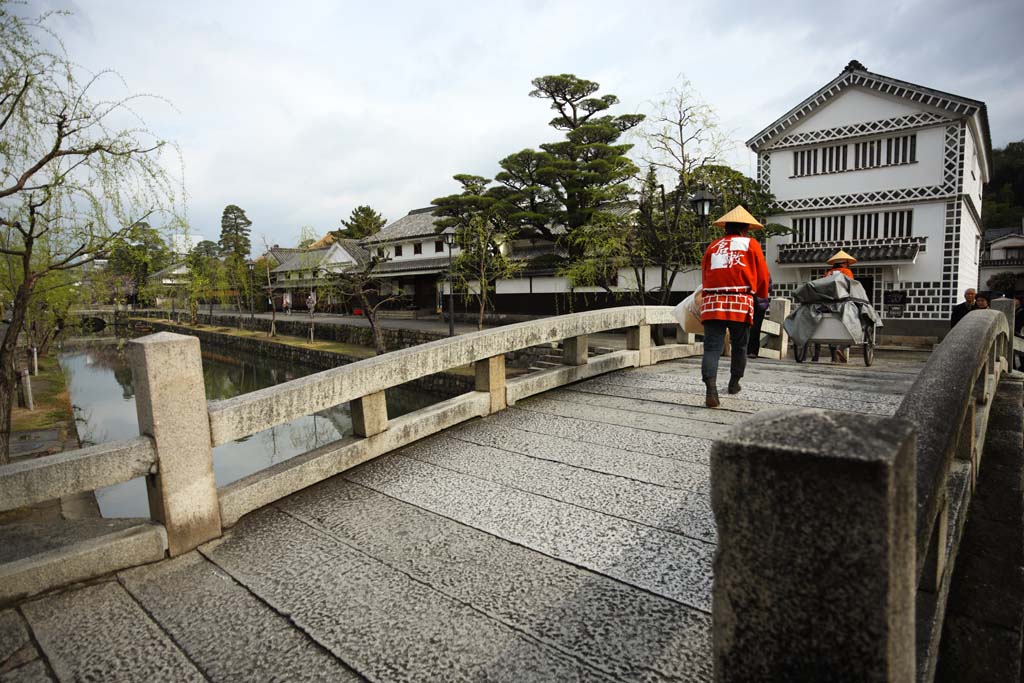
[617,266,701,293]
[785,87,925,135]
[495,278,531,294]
[770,126,946,200]
[959,199,982,291]
[380,238,455,261]
[961,129,984,210]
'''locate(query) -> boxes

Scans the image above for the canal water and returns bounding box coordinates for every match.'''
[60,338,439,518]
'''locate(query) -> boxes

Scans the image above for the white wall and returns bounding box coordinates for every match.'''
[785,87,924,135]
[376,238,455,261]
[959,198,982,291]
[961,128,984,210]
[769,125,946,201]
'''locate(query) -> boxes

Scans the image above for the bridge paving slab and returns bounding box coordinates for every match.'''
[643,369,913,402]
[20,582,204,682]
[202,508,623,682]
[0,659,50,682]
[511,397,735,440]
[485,408,713,465]
[118,552,361,682]
[404,435,715,541]
[279,480,713,682]
[448,420,711,492]
[552,386,747,425]
[344,453,715,611]
[595,369,898,415]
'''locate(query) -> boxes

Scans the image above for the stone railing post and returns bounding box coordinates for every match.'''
[129,332,221,556]
[767,297,791,358]
[710,408,916,681]
[676,326,697,345]
[476,355,507,413]
[993,298,1014,364]
[626,324,652,366]
[562,334,588,366]
[351,390,388,437]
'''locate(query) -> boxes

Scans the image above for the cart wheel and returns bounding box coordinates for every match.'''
[794,342,808,363]
[863,325,875,367]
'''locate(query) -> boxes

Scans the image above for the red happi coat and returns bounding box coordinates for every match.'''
[700,234,770,324]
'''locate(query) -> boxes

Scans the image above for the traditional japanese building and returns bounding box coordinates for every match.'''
[748,60,992,335]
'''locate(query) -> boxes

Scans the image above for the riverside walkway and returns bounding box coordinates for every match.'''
[3,353,924,682]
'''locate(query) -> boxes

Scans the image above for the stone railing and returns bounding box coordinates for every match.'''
[7,304,794,604]
[711,300,1016,680]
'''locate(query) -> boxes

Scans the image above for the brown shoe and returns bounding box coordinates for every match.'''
[705,381,720,408]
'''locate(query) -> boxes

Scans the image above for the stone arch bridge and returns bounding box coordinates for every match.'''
[1,303,1020,681]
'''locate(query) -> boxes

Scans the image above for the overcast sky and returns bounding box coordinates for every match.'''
[29,0,1024,251]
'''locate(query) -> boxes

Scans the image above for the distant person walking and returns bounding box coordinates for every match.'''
[949,288,976,328]
[699,206,770,408]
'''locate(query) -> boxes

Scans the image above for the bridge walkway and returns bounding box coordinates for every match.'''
[7,354,925,682]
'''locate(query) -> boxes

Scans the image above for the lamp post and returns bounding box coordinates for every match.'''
[444,231,456,337]
[690,187,714,242]
[246,260,255,323]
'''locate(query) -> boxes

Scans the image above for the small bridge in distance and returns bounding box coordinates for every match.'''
[0,303,1019,681]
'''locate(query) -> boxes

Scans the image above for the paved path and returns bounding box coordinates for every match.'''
[1,353,925,681]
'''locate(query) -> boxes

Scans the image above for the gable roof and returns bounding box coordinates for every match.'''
[330,238,370,266]
[272,248,331,273]
[361,207,450,245]
[746,61,991,175]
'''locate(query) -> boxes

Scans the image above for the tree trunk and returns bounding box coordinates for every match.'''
[0,280,35,464]
[360,292,386,355]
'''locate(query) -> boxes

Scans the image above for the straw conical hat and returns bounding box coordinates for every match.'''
[827,249,857,265]
[712,205,763,230]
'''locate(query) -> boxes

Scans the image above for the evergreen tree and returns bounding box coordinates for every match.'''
[335,205,387,239]
[220,205,252,257]
[455,75,643,255]
[983,141,1024,229]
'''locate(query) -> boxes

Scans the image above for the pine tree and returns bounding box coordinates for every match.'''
[335,205,386,240]
[220,205,252,258]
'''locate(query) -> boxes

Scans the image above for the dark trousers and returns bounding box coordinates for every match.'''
[702,320,750,385]
[748,306,766,355]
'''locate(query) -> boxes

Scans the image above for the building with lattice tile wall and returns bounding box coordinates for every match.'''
[748,60,992,336]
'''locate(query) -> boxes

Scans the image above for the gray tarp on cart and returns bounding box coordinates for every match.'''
[783,274,883,347]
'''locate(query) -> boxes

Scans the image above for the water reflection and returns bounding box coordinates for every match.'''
[61,339,438,518]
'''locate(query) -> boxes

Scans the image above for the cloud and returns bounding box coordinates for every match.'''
[27,0,1024,250]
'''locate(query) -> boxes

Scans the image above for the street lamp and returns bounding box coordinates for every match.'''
[444,231,456,337]
[690,187,715,241]
[246,260,255,323]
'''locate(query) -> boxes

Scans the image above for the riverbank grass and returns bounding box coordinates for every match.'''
[11,359,74,432]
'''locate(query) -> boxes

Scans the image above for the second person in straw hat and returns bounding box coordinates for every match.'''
[813,249,858,363]
[698,205,770,408]
[825,249,857,279]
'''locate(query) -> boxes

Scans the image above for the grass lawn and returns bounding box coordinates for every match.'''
[11,358,74,432]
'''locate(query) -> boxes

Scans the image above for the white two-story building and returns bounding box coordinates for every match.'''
[748,60,992,336]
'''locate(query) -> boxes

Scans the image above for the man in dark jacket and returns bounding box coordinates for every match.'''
[949,288,976,328]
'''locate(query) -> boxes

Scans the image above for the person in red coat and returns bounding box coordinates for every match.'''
[700,206,770,408]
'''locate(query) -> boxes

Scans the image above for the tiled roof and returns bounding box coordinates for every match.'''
[333,238,371,266]
[361,208,446,245]
[272,248,330,273]
[778,242,921,265]
[372,256,451,274]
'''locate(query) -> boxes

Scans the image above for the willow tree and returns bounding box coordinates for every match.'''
[0,4,180,462]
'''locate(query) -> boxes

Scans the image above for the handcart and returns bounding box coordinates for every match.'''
[791,307,877,366]
[783,273,883,367]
